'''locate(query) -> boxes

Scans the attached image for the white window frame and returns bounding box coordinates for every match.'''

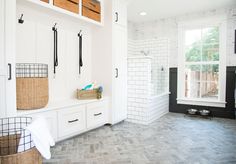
[177,16,227,108]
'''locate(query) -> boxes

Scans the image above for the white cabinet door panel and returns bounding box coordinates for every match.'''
[0,77,6,117]
[0,0,5,75]
[0,0,16,117]
[87,100,109,129]
[0,0,6,117]
[113,0,127,27]
[112,25,127,124]
[58,106,86,139]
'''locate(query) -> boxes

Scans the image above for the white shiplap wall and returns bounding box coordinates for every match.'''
[16,3,92,103]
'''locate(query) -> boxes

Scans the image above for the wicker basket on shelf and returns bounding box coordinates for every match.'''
[16,63,49,110]
[77,89,102,100]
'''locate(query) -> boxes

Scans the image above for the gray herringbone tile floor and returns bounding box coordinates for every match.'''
[44,113,236,164]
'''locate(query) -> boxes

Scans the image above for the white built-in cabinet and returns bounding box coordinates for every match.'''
[91,0,128,125]
[113,0,127,27]
[19,99,109,142]
[0,0,128,143]
[0,0,17,118]
[0,0,112,143]
[111,0,128,124]
[112,25,127,124]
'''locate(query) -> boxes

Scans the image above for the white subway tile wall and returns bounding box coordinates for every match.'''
[128,7,236,67]
[127,57,150,124]
[127,38,169,124]
[147,94,169,124]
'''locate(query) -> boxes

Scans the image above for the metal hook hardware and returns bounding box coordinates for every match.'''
[18,14,24,24]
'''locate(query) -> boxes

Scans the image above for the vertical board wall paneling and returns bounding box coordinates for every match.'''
[16,9,93,103]
[16,20,36,63]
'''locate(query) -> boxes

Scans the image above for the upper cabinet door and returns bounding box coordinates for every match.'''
[113,0,127,27]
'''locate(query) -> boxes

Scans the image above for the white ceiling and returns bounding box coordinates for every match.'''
[127,0,236,22]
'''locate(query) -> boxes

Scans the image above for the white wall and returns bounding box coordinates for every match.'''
[16,3,93,103]
[91,0,113,97]
[128,7,236,67]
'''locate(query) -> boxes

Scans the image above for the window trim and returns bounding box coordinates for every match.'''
[177,16,227,107]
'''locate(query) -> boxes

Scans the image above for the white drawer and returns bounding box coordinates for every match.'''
[27,111,58,141]
[87,100,109,129]
[58,106,86,139]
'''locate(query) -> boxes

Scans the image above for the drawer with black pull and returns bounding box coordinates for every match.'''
[86,100,109,129]
[58,106,86,138]
[54,0,80,14]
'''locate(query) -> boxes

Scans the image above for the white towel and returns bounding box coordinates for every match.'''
[18,117,55,159]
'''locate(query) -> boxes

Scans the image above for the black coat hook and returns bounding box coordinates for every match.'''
[78,30,82,36]
[52,23,57,31]
[18,14,24,24]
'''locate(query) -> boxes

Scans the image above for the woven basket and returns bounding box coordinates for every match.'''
[16,77,49,110]
[0,134,21,156]
[77,89,102,100]
[0,135,42,164]
[0,146,42,164]
[0,117,42,164]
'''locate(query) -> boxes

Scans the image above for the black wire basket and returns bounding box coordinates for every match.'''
[0,117,34,156]
[16,63,48,78]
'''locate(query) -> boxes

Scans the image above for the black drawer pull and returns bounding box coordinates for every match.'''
[94,113,102,116]
[68,119,79,123]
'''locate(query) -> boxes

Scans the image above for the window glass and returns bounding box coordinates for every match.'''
[184,27,220,100]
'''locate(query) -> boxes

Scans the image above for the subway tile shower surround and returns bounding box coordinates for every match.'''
[127,38,169,124]
[128,7,236,119]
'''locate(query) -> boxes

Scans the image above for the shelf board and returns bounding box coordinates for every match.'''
[18,0,103,27]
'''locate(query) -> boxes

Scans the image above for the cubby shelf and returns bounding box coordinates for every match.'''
[18,0,104,26]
